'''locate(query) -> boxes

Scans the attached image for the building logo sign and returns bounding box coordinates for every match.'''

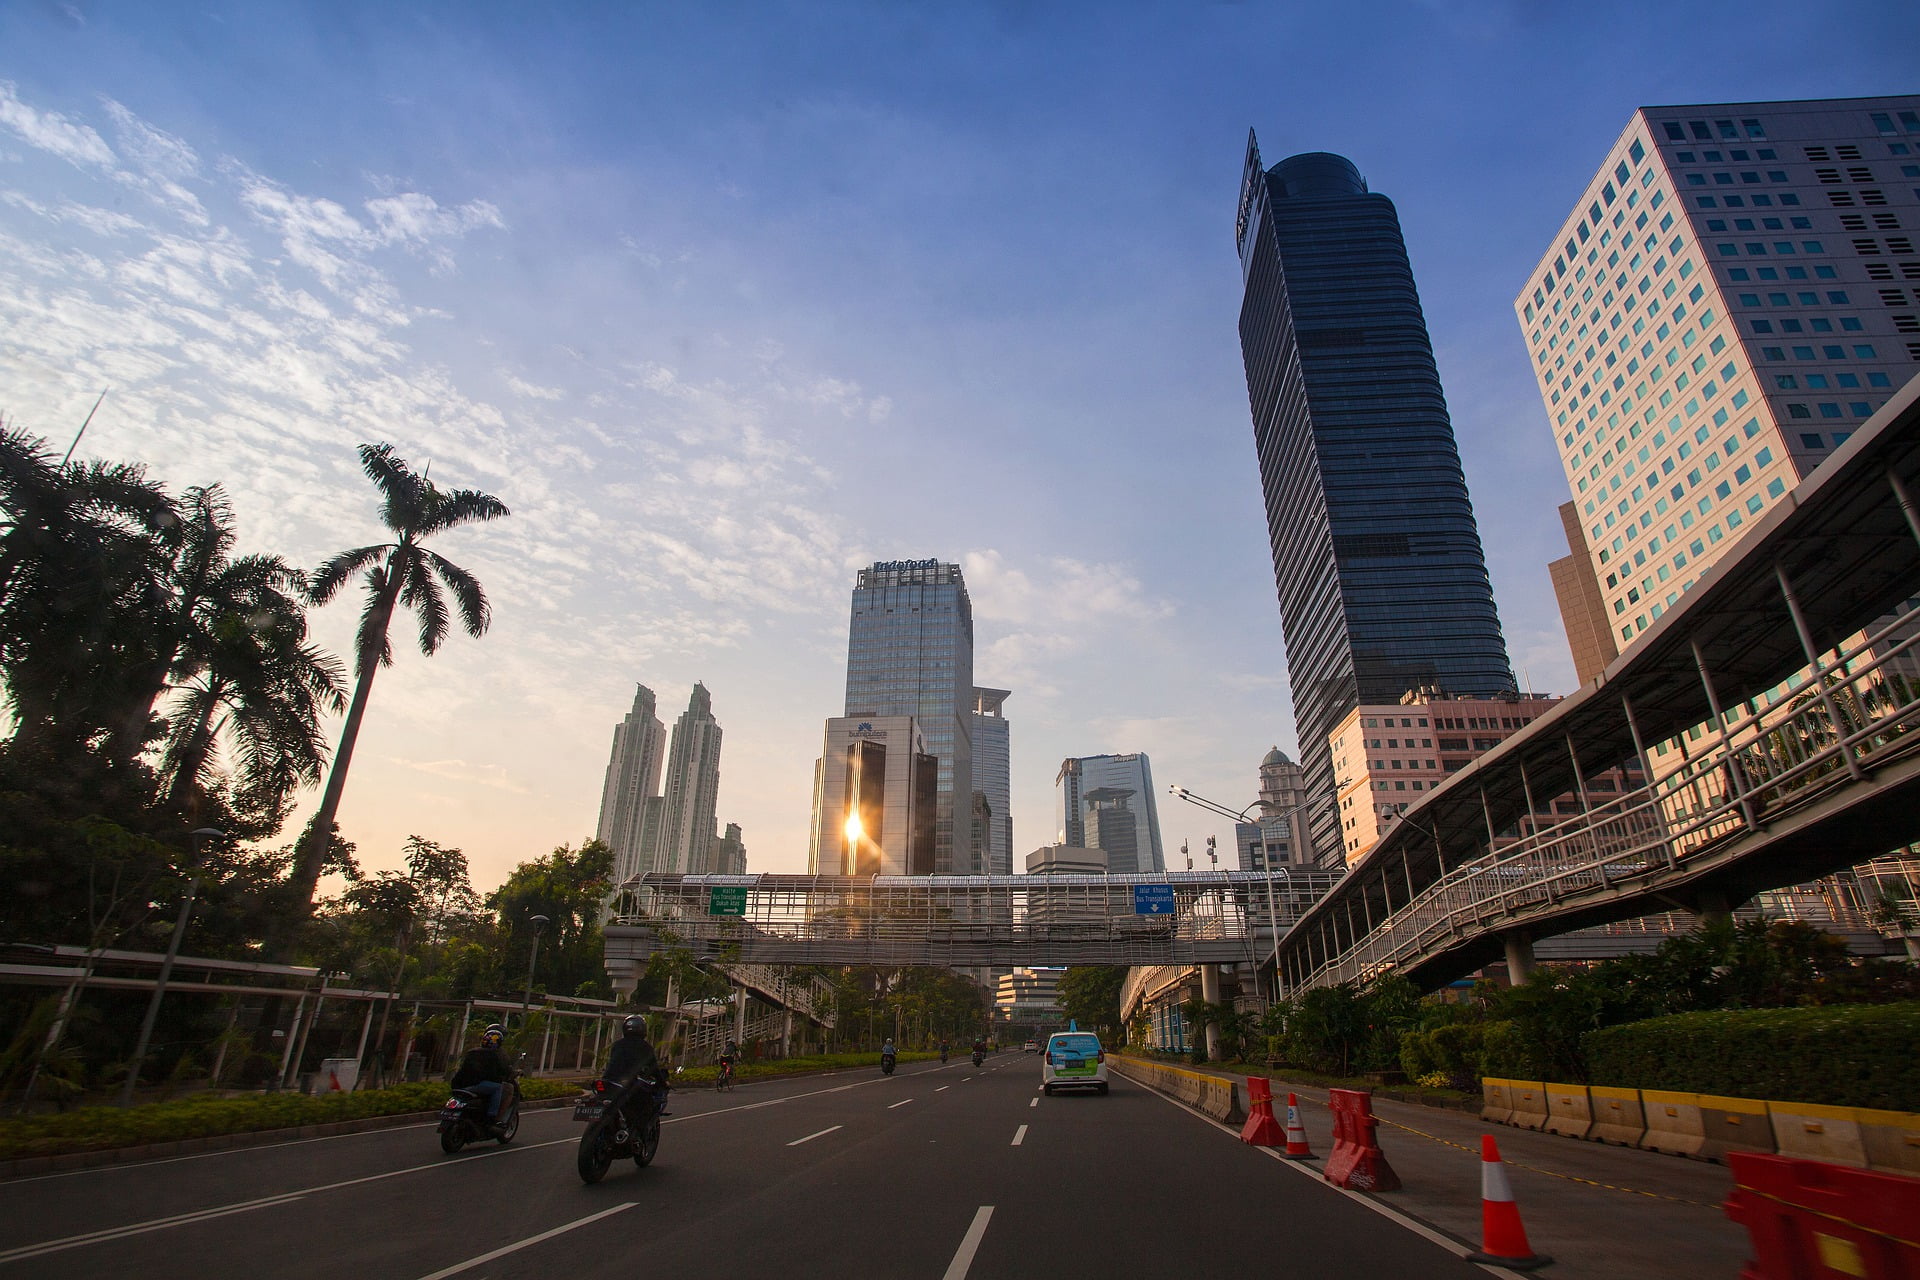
[847,722,888,739]
[872,558,940,572]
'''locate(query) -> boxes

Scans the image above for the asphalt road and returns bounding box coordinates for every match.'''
[0,1057,1490,1280]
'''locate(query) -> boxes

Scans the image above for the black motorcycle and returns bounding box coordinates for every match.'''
[438,1077,520,1153]
[971,1050,984,1067]
[880,1050,896,1075]
[939,1047,949,1064]
[574,1075,662,1184]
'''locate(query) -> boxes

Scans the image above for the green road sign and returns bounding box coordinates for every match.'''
[708,885,749,916]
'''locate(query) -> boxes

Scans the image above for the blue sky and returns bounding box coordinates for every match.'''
[2,1,1914,887]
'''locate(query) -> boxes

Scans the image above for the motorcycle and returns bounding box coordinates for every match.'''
[939,1047,949,1064]
[438,1075,521,1154]
[880,1050,897,1075]
[573,1075,663,1184]
[971,1050,984,1067]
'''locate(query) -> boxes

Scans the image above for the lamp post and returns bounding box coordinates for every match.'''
[120,828,226,1107]
[521,914,552,1029]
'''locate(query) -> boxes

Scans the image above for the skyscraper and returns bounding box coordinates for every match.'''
[1234,134,1516,858]
[1054,753,1165,873]
[971,687,1013,875]
[656,682,724,874]
[843,560,975,874]
[1519,97,1920,656]
[594,684,667,885]
[807,715,937,875]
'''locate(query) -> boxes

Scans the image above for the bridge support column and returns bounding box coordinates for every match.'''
[1199,963,1224,1061]
[1503,932,1537,986]
[1690,888,1739,927]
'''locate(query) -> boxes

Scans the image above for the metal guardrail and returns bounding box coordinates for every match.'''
[1290,602,1920,993]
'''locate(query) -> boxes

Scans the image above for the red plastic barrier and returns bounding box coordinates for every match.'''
[1241,1075,1284,1147]
[1725,1152,1920,1280]
[1323,1087,1401,1192]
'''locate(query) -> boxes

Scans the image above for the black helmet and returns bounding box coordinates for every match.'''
[622,1014,648,1037]
[481,1024,505,1047]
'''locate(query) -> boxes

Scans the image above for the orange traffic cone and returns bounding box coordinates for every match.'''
[1283,1093,1315,1160]
[1468,1135,1551,1270]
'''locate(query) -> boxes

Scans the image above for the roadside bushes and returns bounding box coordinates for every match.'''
[1581,1001,1920,1110]
[1398,1022,1489,1089]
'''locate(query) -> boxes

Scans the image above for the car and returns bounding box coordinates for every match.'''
[1022,1039,1039,1053]
[1040,1030,1108,1095]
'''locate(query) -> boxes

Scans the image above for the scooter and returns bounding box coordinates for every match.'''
[880,1050,897,1075]
[939,1046,949,1064]
[972,1050,985,1067]
[437,1075,521,1153]
[573,1075,663,1184]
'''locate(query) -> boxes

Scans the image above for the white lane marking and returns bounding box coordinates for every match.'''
[1011,1125,1028,1146]
[941,1205,994,1280]
[0,1136,570,1263]
[414,1202,635,1280]
[1029,1098,1038,1108]
[935,1086,949,1092]
[1125,1077,1502,1275]
[787,1125,843,1147]
[0,1192,308,1263]
[888,1098,913,1109]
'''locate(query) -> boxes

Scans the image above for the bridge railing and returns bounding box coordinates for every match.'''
[1292,602,1920,992]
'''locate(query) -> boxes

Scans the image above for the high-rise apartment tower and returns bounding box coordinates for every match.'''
[1235,134,1516,860]
[595,684,667,884]
[843,560,976,874]
[1520,97,1920,659]
[656,682,724,875]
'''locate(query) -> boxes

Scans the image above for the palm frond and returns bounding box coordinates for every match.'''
[358,443,427,536]
[425,550,492,638]
[400,556,450,655]
[307,544,390,605]
[420,485,511,535]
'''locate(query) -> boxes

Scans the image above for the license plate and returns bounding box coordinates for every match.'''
[573,1101,606,1122]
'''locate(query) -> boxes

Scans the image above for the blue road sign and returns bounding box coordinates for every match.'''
[1133,884,1175,915]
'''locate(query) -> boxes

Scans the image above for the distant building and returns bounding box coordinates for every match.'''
[971,687,1013,875]
[995,967,1065,1026]
[709,822,747,876]
[1547,502,1619,686]
[594,684,667,884]
[1236,746,1325,871]
[657,683,724,874]
[807,716,937,875]
[1025,845,1107,875]
[1055,753,1165,873]
[843,560,976,873]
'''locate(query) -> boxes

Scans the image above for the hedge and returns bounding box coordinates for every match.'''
[1580,1001,1920,1110]
[0,1076,577,1161]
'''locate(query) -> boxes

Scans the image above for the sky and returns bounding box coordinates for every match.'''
[2,1,1915,894]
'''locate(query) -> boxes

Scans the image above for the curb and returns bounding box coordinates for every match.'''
[0,1096,578,1181]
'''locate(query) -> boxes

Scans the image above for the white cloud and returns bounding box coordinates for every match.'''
[504,374,564,400]
[0,82,115,169]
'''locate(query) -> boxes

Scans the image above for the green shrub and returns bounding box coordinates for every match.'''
[1400,1022,1487,1088]
[1479,1021,1553,1082]
[1581,1001,1920,1110]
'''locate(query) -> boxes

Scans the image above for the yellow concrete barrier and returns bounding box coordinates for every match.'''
[1545,1083,1594,1139]
[1857,1106,1920,1177]
[1697,1092,1776,1163]
[1640,1089,1708,1158]
[1766,1100,1868,1168]
[1508,1079,1549,1131]
[1108,1055,1245,1125]
[1480,1078,1513,1126]
[1587,1085,1646,1147]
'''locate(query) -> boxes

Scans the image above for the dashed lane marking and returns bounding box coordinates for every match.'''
[941,1206,994,1280]
[787,1126,843,1147]
[413,1203,636,1280]
[888,1099,913,1109]
[1011,1125,1028,1146]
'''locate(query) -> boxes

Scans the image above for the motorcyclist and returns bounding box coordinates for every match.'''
[602,1014,669,1120]
[939,1038,949,1062]
[450,1024,514,1134]
[881,1037,896,1059]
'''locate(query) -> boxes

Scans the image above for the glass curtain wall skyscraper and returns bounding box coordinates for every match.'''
[971,687,1012,875]
[843,560,976,874]
[1234,133,1515,862]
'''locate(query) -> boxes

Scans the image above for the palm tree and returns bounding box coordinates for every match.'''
[285,443,509,920]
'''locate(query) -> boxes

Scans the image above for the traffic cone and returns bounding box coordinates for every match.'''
[1468,1135,1551,1270]
[1283,1093,1315,1160]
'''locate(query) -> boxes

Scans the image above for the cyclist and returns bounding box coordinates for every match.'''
[450,1024,513,1134]
[717,1038,739,1089]
[602,1015,669,1120]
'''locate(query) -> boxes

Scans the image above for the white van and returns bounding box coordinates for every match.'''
[1041,1031,1108,1095]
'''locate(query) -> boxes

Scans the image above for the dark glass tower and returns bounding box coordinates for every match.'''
[1234,134,1514,864]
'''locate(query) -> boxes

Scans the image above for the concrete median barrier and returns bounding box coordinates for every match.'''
[1108,1055,1245,1125]
[1545,1083,1594,1140]
[1640,1089,1708,1158]
[1480,1078,1514,1126]
[1858,1106,1920,1177]
[1766,1100,1868,1169]
[1698,1093,1776,1163]
[1587,1085,1646,1147]
[1508,1080,1549,1132]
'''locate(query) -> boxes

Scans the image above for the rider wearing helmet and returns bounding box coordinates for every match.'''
[602,1014,668,1120]
[450,1024,513,1133]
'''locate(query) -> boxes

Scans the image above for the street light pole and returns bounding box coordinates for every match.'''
[120,828,226,1108]
[520,914,551,1029]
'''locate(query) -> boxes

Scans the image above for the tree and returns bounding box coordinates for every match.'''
[286,444,509,924]
[486,839,615,1000]
[1057,965,1126,1039]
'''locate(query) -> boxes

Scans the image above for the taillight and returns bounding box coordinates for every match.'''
[593,1079,608,1093]
[1096,1050,1105,1064]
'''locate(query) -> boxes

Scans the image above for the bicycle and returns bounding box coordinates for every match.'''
[716,1058,736,1091]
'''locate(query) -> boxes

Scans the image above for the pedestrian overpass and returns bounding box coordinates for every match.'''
[1276,376,1920,994]
[601,868,1345,998]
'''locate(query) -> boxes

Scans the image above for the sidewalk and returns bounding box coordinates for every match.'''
[1169,1064,1748,1279]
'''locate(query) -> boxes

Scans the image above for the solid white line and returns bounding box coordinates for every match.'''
[888,1098,913,1109]
[413,1202,636,1280]
[1011,1125,1028,1146]
[935,1086,949,1092]
[1029,1098,1038,1108]
[0,1192,308,1263]
[941,1205,994,1280]
[787,1125,843,1147]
